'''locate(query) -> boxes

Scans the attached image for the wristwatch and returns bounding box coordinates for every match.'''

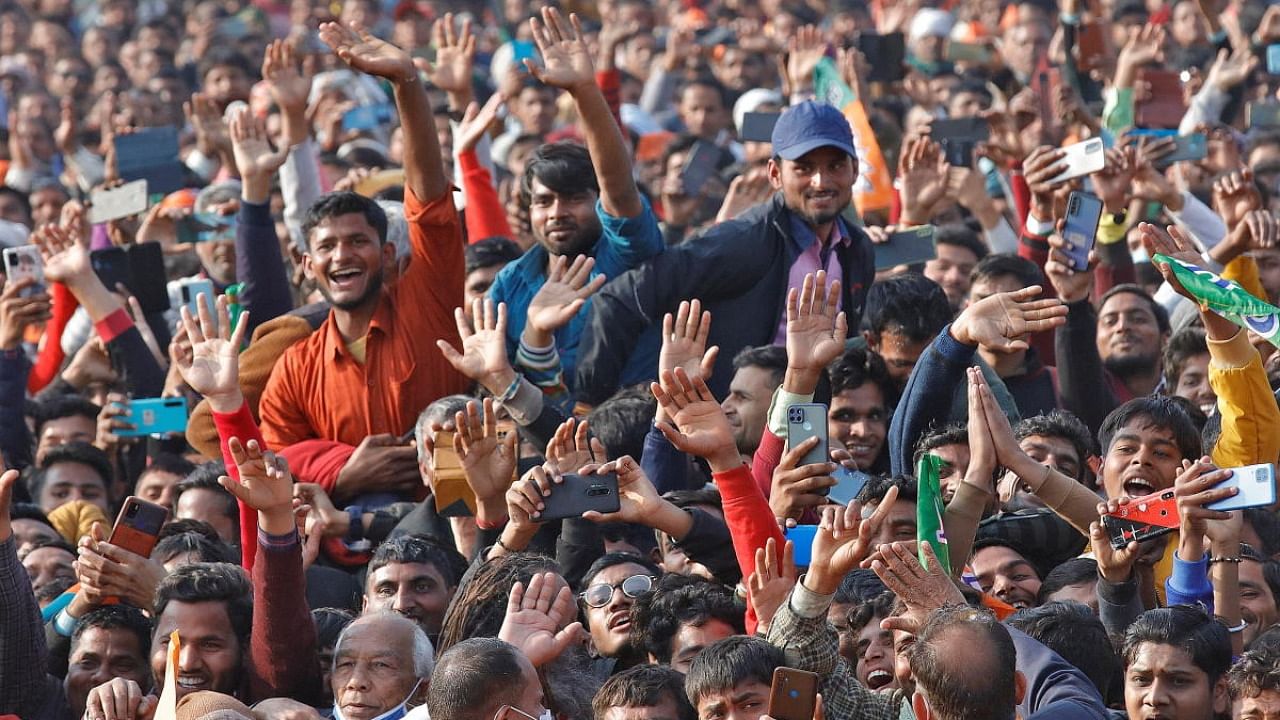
[344,506,365,545]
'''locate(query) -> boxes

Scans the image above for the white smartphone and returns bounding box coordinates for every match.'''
[2,244,43,297]
[1050,137,1106,184]
[168,277,217,326]
[1207,463,1277,511]
[88,179,150,224]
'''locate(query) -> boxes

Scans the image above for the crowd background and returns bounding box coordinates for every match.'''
[2,0,1280,719]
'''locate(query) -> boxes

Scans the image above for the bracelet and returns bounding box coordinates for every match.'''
[476,514,508,530]
[1224,619,1248,634]
[497,375,521,404]
[1209,555,1243,564]
[494,536,513,553]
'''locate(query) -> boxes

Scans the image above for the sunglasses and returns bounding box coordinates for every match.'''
[580,574,654,608]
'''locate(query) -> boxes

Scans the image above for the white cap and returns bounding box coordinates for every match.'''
[909,8,955,42]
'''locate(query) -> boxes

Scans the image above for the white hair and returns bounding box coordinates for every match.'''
[335,612,435,679]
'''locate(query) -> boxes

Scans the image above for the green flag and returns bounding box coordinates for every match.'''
[916,453,950,570]
[1153,253,1280,347]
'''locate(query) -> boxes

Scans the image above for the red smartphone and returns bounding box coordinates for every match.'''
[1076,23,1106,73]
[109,497,170,558]
[1100,489,1178,549]
[1135,69,1187,129]
[769,667,819,720]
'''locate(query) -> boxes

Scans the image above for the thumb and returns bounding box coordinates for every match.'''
[218,475,251,504]
[365,433,397,446]
[880,615,920,635]
[554,621,584,654]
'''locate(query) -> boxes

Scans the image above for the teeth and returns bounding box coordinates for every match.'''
[177,677,203,688]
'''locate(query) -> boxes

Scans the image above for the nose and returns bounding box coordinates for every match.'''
[864,640,886,662]
[548,196,571,219]
[177,643,201,672]
[391,586,414,612]
[345,665,371,691]
[991,575,1014,600]
[605,586,628,611]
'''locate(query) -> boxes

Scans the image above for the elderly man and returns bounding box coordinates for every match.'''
[331,612,433,720]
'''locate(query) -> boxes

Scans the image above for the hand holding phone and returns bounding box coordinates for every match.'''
[1061,192,1103,272]
[3,245,44,297]
[109,497,170,558]
[786,404,830,469]
[1101,490,1178,549]
[538,472,621,522]
[1206,463,1277,511]
[1050,137,1105,184]
[768,667,819,720]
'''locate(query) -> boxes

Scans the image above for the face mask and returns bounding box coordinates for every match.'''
[334,679,422,720]
[499,705,553,720]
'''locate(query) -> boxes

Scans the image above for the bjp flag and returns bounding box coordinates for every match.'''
[813,58,895,215]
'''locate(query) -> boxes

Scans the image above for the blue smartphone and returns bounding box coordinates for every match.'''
[1269,45,1280,75]
[828,467,872,506]
[116,397,188,437]
[1161,133,1208,167]
[168,277,217,326]
[511,39,537,67]
[1062,191,1103,272]
[341,103,396,132]
[115,126,184,195]
[783,525,819,567]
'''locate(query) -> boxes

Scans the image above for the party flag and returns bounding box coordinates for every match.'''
[1152,253,1280,347]
[916,453,951,571]
[155,630,180,720]
[813,58,896,214]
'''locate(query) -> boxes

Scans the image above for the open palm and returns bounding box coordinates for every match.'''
[498,573,582,667]
[176,296,248,400]
[958,287,1066,352]
[427,14,476,95]
[33,224,91,284]
[653,369,737,459]
[319,21,415,82]
[528,255,604,334]
[786,271,847,373]
[263,39,311,112]
[224,437,294,514]
[438,300,510,382]
[455,398,517,503]
[528,8,595,91]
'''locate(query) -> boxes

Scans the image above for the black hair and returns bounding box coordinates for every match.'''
[581,552,662,592]
[157,518,224,544]
[731,345,787,388]
[663,487,722,510]
[949,79,994,109]
[1123,605,1232,682]
[154,562,254,647]
[302,191,389,248]
[1240,545,1280,613]
[934,223,989,262]
[429,637,528,720]
[834,568,889,605]
[1013,410,1097,481]
[24,534,76,557]
[140,452,197,482]
[1009,601,1121,704]
[676,75,730,112]
[72,605,153,664]
[464,236,523,274]
[827,346,894,400]
[1037,558,1098,603]
[970,253,1043,290]
[1163,327,1209,392]
[172,463,239,534]
[913,423,968,468]
[861,272,952,341]
[1098,396,1202,464]
[864,474,918,505]
[848,590,897,634]
[909,605,1018,720]
[10,502,54,528]
[34,394,101,439]
[28,442,113,503]
[1099,284,1171,334]
[630,574,745,664]
[0,185,31,222]
[1243,508,1280,557]
[197,46,254,83]
[312,607,355,650]
[1228,626,1280,698]
[368,534,468,590]
[153,531,232,566]
[592,664,697,720]
[520,141,600,209]
[588,394,656,465]
[684,635,784,708]
[439,552,560,654]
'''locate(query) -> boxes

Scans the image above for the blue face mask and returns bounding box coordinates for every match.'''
[334,679,422,720]
[496,706,553,720]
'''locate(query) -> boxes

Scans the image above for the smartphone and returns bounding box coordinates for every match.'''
[1269,45,1280,75]
[1135,69,1186,129]
[115,397,188,437]
[1101,489,1178,549]
[783,525,818,567]
[930,117,989,167]
[125,242,170,314]
[1033,66,1062,133]
[176,213,226,244]
[1050,137,1106,184]
[1076,22,1106,73]
[740,111,781,143]
[1207,463,1277,511]
[680,140,720,196]
[696,25,736,47]
[511,39,538,66]
[874,225,937,270]
[768,667,819,720]
[89,180,150,225]
[168,277,217,324]
[538,472,620,522]
[1062,191,1103,272]
[109,497,170,558]
[786,403,829,470]
[90,246,131,294]
[946,40,990,64]
[1248,102,1280,129]
[828,466,872,506]
[115,126,184,195]
[218,16,249,40]
[1160,134,1208,167]
[2,245,43,297]
[856,32,905,83]
[342,103,396,132]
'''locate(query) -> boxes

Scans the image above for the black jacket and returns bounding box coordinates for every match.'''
[573,193,876,404]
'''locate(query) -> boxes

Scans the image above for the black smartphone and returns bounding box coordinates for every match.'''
[680,141,720,196]
[740,111,781,143]
[115,126,184,195]
[539,473,621,522]
[856,32,905,83]
[90,243,171,314]
[873,225,937,270]
[930,117,990,167]
[828,466,872,505]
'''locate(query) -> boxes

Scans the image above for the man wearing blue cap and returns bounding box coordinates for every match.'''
[573,100,876,405]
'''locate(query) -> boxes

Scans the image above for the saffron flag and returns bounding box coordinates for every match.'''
[916,453,951,571]
[155,630,180,720]
[1152,253,1280,347]
[813,58,896,214]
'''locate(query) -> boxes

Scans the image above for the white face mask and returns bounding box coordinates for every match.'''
[334,679,423,720]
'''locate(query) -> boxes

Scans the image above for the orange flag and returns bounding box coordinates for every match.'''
[813,58,895,215]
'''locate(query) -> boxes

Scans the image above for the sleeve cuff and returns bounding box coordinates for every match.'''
[239,198,275,225]
[498,376,545,426]
[457,148,482,173]
[767,387,816,437]
[257,527,300,549]
[790,577,834,618]
[94,307,135,344]
[1207,328,1254,369]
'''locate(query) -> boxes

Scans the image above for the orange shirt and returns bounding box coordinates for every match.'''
[258,187,468,449]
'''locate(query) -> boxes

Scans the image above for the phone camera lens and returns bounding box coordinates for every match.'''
[789,690,799,699]
[127,504,138,517]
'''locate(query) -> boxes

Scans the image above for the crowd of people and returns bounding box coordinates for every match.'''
[3,0,1280,719]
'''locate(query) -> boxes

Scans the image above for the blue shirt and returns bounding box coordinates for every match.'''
[488,195,663,386]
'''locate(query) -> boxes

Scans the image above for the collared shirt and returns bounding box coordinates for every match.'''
[774,214,852,344]
[259,186,469,449]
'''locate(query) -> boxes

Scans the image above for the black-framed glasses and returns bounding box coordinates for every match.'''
[580,574,654,608]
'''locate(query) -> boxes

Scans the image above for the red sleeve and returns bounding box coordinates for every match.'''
[459,149,513,243]
[712,463,785,634]
[750,429,784,500]
[212,401,264,573]
[277,439,355,495]
[28,282,76,393]
[248,528,322,704]
[93,308,134,344]
[596,68,623,134]
[889,186,901,224]
[1010,167,1030,227]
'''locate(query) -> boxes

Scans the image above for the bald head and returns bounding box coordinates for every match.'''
[908,605,1020,720]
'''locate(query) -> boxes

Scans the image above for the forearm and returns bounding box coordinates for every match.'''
[280,139,323,252]
[395,77,448,201]
[571,82,642,218]
[641,423,692,494]
[212,402,263,569]
[0,536,49,711]
[249,528,322,705]
[0,352,34,470]
[943,476,994,575]
[236,200,294,333]
[1207,329,1280,466]
[1055,305,1118,435]
[1097,574,1145,638]
[100,319,166,398]
[888,328,974,475]
[1013,457,1099,536]
[27,281,76,393]
[458,149,513,242]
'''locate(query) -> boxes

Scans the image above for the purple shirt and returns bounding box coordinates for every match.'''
[773,216,852,344]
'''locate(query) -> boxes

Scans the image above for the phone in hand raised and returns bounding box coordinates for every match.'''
[114,397,188,437]
[786,404,829,470]
[2,245,43,297]
[1062,191,1103,272]
[768,667,819,720]
[538,473,620,522]
[109,497,170,558]
[1101,489,1178,549]
[1206,463,1277,511]
[873,225,937,270]
[1050,137,1105,184]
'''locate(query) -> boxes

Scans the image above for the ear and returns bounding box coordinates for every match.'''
[863,329,879,351]
[419,456,432,491]
[1212,675,1229,715]
[911,690,930,720]
[1086,454,1103,478]
[301,251,316,282]
[767,157,784,190]
[383,239,397,269]
[1014,670,1027,706]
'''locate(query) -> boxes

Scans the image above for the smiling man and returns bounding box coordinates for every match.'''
[362,534,465,644]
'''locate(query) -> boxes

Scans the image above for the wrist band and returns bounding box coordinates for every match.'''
[1025,215,1054,237]
[494,536,513,553]
[1209,555,1243,564]
[476,515,507,530]
[1224,619,1248,634]
[497,375,521,403]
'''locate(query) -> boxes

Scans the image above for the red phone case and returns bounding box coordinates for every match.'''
[1101,490,1177,549]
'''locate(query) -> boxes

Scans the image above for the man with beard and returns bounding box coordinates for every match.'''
[575,100,877,404]
[486,8,662,386]
[257,21,469,499]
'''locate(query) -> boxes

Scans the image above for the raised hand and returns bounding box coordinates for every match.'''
[579,454,662,524]
[1173,457,1237,552]
[748,537,798,633]
[437,298,517,394]
[455,92,505,155]
[1044,223,1099,304]
[786,270,848,380]
[83,677,157,720]
[544,417,606,475]
[262,38,312,148]
[526,7,595,92]
[174,294,249,412]
[183,91,231,164]
[715,169,774,223]
[806,491,899,595]
[0,468,19,540]
[498,572,584,666]
[426,13,476,102]
[1212,168,1262,230]
[230,106,289,204]
[769,437,837,520]
[898,137,950,224]
[319,20,415,82]
[1116,24,1166,88]
[1140,222,1214,306]
[222,437,296,533]
[659,299,719,382]
[1205,47,1257,93]
[74,522,165,609]
[651,368,740,472]
[454,398,518,525]
[0,275,51,351]
[1089,146,1134,214]
[524,254,607,346]
[949,284,1067,352]
[866,540,964,635]
[32,223,91,287]
[787,25,827,92]
[1090,499,1143,584]
[969,367,1033,470]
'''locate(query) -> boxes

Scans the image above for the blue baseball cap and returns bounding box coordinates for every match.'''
[770,100,858,161]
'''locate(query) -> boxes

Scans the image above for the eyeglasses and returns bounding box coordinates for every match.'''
[580,574,654,608]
